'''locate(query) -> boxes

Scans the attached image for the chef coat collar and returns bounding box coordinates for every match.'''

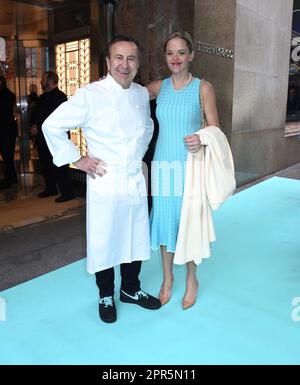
[105,73,134,92]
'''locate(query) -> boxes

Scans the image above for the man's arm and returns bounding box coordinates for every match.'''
[42,87,89,167]
[42,87,106,178]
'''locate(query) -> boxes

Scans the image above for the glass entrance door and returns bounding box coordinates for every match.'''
[15,41,49,190]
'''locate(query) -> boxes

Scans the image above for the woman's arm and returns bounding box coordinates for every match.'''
[184,80,220,153]
[146,80,163,100]
[202,80,220,128]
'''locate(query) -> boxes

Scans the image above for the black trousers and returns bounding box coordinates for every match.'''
[0,134,17,182]
[36,134,74,196]
[95,261,142,298]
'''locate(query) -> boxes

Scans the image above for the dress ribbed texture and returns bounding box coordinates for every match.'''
[150,77,202,252]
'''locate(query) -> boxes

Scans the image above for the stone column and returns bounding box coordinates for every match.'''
[114,0,194,83]
[194,0,298,185]
[193,0,236,138]
[232,0,296,184]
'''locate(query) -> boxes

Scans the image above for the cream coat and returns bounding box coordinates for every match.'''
[174,126,236,265]
[42,75,154,273]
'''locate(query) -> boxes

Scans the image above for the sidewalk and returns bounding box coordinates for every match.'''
[237,162,300,192]
[0,194,84,232]
[0,173,85,232]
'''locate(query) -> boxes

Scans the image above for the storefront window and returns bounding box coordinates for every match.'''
[288,2,300,121]
[286,1,300,135]
[55,38,90,156]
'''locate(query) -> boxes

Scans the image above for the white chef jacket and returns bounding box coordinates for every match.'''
[42,74,154,273]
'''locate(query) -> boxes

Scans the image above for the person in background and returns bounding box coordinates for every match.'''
[287,87,299,117]
[30,71,75,202]
[0,75,18,189]
[27,83,39,158]
[27,83,38,126]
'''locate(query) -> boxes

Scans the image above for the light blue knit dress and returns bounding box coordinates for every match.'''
[150,77,202,252]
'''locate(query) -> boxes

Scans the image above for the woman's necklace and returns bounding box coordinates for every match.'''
[171,72,192,92]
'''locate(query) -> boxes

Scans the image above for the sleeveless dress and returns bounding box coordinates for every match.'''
[150,77,202,252]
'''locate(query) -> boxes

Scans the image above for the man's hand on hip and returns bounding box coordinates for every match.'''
[73,156,107,179]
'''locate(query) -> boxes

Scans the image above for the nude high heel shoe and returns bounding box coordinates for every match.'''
[159,277,174,306]
[182,280,199,310]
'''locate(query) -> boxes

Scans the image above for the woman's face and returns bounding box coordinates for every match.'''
[165,38,194,74]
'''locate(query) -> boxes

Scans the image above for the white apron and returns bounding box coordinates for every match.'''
[42,74,154,273]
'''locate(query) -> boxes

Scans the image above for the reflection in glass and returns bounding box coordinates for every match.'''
[55,39,90,157]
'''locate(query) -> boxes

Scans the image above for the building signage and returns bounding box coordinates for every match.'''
[196,41,234,60]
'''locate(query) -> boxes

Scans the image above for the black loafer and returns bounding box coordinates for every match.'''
[120,290,161,310]
[99,296,117,323]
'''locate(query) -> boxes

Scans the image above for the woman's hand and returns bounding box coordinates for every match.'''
[73,156,107,179]
[184,134,202,153]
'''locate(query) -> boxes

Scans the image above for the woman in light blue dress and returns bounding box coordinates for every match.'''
[147,31,220,309]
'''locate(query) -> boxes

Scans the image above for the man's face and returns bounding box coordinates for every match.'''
[106,41,139,89]
[40,73,48,91]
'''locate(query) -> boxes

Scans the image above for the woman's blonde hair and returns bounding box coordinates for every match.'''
[163,31,194,53]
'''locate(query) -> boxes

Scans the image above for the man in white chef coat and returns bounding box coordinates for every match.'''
[42,35,161,323]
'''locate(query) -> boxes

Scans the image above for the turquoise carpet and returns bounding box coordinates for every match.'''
[0,177,299,365]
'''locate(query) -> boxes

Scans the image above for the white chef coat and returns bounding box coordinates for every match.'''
[42,74,154,273]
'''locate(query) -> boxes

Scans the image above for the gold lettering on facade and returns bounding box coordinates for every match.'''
[196,41,234,59]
